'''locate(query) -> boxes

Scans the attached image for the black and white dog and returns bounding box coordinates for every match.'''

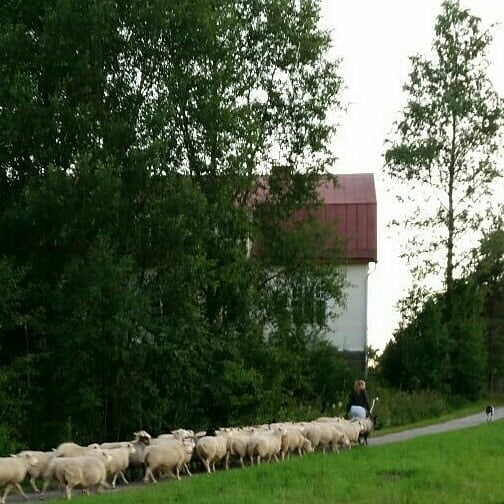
[485,404,495,422]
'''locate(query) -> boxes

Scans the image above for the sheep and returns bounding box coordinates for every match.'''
[99,444,136,488]
[41,450,112,496]
[54,442,98,458]
[195,434,228,473]
[354,416,374,445]
[225,430,256,469]
[330,418,364,445]
[301,437,314,455]
[142,436,194,477]
[0,452,39,504]
[317,423,350,453]
[302,424,323,451]
[133,430,152,442]
[51,454,111,500]
[280,428,313,460]
[246,427,286,465]
[90,441,128,450]
[16,450,55,493]
[143,441,186,483]
[179,437,196,477]
[157,428,194,441]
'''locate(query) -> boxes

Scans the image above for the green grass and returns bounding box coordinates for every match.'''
[45,419,504,504]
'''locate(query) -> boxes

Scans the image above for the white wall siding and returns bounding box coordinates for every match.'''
[323,264,368,352]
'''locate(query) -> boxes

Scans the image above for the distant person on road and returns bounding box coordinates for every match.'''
[346,379,370,419]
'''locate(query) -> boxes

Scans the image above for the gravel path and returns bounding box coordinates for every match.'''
[6,406,503,503]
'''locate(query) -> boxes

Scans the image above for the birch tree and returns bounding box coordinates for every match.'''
[385,0,502,300]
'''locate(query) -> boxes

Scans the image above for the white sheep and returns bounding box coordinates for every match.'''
[54,442,98,458]
[330,418,364,445]
[51,454,111,500]
[143,441,186,483]
[195,434,228,473]
[42,450,111,495]
[89,441,127,449]
[353,417,374,445]
[99,444,136,488]
[280,428,313,460]
[302,424,323,451]
[0,452,39,504]
[246,427,286,465]
[316,423,350,453]
[16,450,54,493]
[225,430,256,469]
[157,428,194,441]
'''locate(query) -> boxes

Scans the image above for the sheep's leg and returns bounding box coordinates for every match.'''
[30,476,40,493]
[14,482,28,499]
[183,463,192,476]
[202,458,211,474]
[111,472,118,489]
[175,466,181,481]
[118,470,128,484]
[239,456,244,468]
[225,452,230,471]
[65,484,73,501]
[41,478,51,494]
[273,454,279,463]
[1,483,13,504]
[143,467,157,484]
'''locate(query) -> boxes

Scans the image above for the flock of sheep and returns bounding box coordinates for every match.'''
[0,414,375,502]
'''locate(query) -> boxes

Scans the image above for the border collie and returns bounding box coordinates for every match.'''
[485,405,495,422]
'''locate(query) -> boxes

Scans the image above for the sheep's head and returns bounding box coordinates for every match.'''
[302,438,314,453]
[339,434,351,447]
[133,430,152,444]
[18,452,39,466]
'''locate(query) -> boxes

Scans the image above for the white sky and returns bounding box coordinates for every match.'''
[319,1,504,351]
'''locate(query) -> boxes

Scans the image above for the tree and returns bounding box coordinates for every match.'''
[471,217,504,391]
[0,0,347,445]
[379,293,452,393]
[384,0,502,300]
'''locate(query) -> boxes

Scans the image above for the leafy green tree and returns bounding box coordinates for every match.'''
[384,0,502,297]
[383,1,502,399]
[471,217,504,391]
[0,0,348,445]
[379,293,451,393]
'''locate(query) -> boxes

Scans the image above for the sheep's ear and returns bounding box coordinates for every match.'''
[10,454,18,457]
[52,448,57,452]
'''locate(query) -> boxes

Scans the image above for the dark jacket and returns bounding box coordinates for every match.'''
[346,389,370,415]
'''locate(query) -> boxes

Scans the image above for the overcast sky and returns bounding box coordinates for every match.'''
[319,1,504,351]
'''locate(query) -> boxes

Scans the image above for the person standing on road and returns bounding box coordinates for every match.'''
[346,379,370,419]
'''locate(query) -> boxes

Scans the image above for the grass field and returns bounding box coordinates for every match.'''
[45,419,504,504]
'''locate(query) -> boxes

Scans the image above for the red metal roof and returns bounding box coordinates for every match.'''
[317,174,377,263]
[252,173,377,264]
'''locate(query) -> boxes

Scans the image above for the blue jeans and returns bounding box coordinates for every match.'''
[349,405,367,419]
